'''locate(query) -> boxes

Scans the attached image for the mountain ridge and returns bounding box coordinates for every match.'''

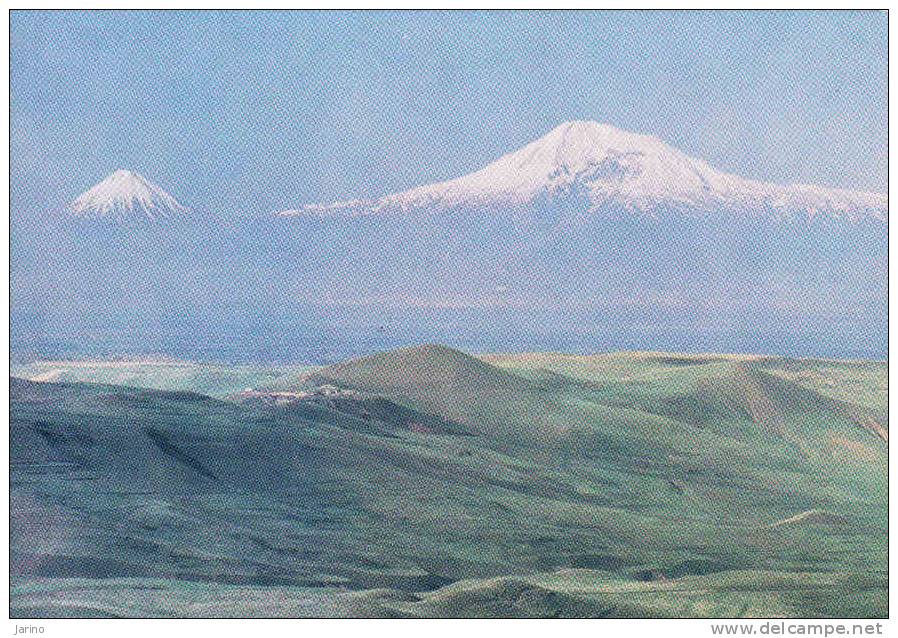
[283,121,887,219]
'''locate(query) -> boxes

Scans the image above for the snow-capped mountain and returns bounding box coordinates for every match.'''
[69,170,188,221]
[14,123,886,363]
[283,121,887,219]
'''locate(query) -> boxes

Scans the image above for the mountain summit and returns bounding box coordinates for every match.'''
[70,170,187,221]
[286,121,887,219]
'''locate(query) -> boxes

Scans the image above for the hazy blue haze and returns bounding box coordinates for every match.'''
[10,11,887,362]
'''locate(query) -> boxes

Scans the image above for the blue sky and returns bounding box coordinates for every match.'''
[11,10,887,219]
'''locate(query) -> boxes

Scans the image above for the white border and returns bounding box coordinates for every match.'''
[3,5,893,636]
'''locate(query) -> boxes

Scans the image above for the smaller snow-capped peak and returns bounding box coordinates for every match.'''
[70,170,188,221]
[285,121,887,219]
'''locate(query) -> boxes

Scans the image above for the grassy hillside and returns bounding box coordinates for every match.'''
[10,346,887,618]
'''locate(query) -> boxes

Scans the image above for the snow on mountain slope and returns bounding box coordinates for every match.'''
[70,170,188,220]
[283,121,887,219]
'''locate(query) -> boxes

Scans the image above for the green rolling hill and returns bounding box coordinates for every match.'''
[10,345,887,617]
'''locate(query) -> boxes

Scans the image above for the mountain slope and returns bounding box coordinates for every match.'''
[285,121,887,219]
[304,344,584,441]
[307,344,520,399]
[69,170,188,221]
[303,345,887,479]
[486,351,887,463]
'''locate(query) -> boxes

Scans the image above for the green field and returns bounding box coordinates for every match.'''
[10,346,887,617]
